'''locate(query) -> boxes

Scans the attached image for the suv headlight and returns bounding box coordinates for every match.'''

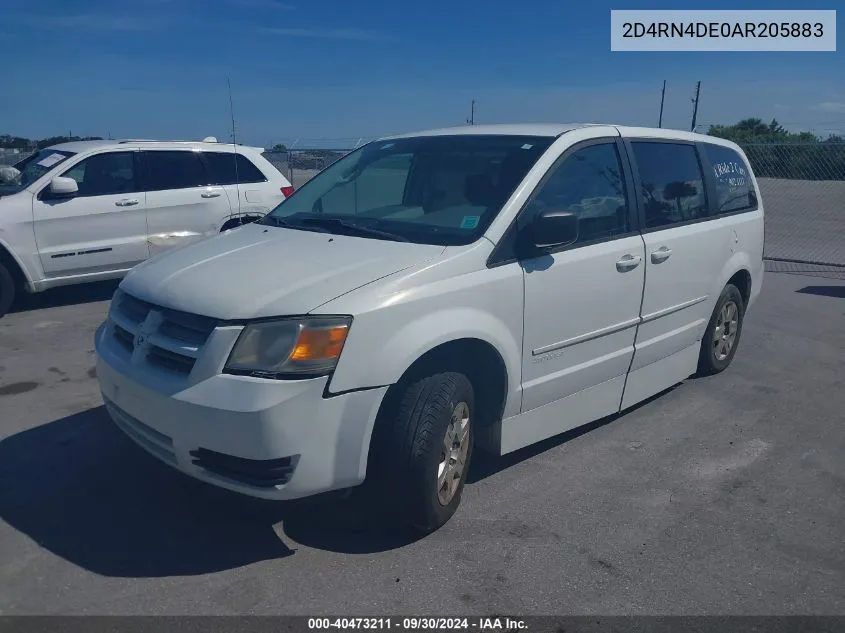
[224,316,352,378]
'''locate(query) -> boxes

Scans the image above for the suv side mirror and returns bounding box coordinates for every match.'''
[44,177,79,200]
[530,208,578,249]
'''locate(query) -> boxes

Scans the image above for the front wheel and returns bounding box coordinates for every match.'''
[698,284,745,376]
[374,371,475,533]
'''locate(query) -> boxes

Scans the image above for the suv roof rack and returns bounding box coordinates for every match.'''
[116,138,224,144]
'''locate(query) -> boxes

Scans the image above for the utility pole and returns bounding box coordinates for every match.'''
[466,99,475,125]
[658,80,666,128]
[690,81,701,132]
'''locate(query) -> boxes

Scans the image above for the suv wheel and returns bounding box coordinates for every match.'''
[373,371,475,533]
[698,283,745,376]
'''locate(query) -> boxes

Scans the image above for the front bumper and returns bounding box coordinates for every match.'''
[95,323,388,500]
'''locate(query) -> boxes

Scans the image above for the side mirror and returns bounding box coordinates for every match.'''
[529,208,578,249]
[45,177,78,199]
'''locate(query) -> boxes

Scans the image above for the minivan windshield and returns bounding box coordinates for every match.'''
[261,134,555,245]
[0,149,75,196]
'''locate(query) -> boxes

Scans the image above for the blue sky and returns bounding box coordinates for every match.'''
[1,0,843,147]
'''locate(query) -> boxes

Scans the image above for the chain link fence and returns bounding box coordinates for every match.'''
[262,148,350,189]
[742,142,845,269]
[0,148,33,166]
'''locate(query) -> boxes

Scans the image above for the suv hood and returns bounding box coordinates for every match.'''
[120,223,445,320]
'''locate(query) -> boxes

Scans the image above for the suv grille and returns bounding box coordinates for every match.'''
[109,291,218,376]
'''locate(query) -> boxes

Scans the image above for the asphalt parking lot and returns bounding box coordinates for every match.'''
[1,270,844,615]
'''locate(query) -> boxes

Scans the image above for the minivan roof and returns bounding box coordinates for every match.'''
[381,123,596,140]
[380,123,736,148]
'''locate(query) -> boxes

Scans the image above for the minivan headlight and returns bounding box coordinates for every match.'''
[224,316,352,378]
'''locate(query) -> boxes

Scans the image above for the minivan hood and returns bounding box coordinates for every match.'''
[120,223,445,320]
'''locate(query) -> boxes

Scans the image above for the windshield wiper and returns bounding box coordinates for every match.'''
[299,217,409,242]
[260,215,331,233]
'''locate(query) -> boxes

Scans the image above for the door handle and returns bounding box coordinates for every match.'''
[115,199,139,207]
[650,247,673,263]
[616,254,642,272]
[201,191,222,198]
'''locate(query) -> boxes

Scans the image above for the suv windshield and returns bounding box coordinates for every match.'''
[0,149,75,196]
[261,134,555,245]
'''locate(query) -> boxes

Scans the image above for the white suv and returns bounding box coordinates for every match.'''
[94,124,764,533]
[0,139,294,316]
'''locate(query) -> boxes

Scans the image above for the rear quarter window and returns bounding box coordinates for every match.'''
[703,144,758,214]
[203,152,267,185]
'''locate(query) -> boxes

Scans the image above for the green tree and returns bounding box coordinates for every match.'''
[0,135,33,149]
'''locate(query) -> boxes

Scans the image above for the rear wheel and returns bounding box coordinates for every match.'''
[372,371,474,533]
[698,284,745,376]
[0,260,16,318]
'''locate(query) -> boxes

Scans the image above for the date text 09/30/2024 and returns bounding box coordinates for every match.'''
[307,618,528,631]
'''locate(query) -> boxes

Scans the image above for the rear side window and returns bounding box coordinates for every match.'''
[631,142,707,229]
[702,144,758,214]
[143,151,206,191]
[203,152,267,185]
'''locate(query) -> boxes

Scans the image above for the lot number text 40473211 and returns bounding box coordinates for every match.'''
[307,617,528,631]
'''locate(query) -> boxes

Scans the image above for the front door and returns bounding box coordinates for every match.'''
[33,150,149,276]
[517,138,646,442]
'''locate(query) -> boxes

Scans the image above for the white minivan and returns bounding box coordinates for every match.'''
[0,139,294,317]
[94,124,764,532]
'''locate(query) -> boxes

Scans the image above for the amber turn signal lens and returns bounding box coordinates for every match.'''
[290,325,349,362]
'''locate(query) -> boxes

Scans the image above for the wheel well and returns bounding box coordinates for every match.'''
[220,215,262,232]
[727,269,751,307]
[0,244,26,289]
[378,338,509,453]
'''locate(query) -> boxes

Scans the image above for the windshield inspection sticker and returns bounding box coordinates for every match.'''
[460,215,480,229]
[36,153,66,168]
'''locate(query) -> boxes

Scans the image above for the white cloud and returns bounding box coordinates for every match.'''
[264,27,382,41]
[814,102,845,114]
[11,13,163,32]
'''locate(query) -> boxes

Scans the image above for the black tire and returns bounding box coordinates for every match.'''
[373,371,475,533]
[697,284,745,376]
[0,260,16,319]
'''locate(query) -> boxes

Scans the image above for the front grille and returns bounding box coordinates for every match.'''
[148,346,197,374]
[159,314,216,346]
[119,292,151,324]
[190,448,300,488]
[109,291,218,376]
[113,325,134,352]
